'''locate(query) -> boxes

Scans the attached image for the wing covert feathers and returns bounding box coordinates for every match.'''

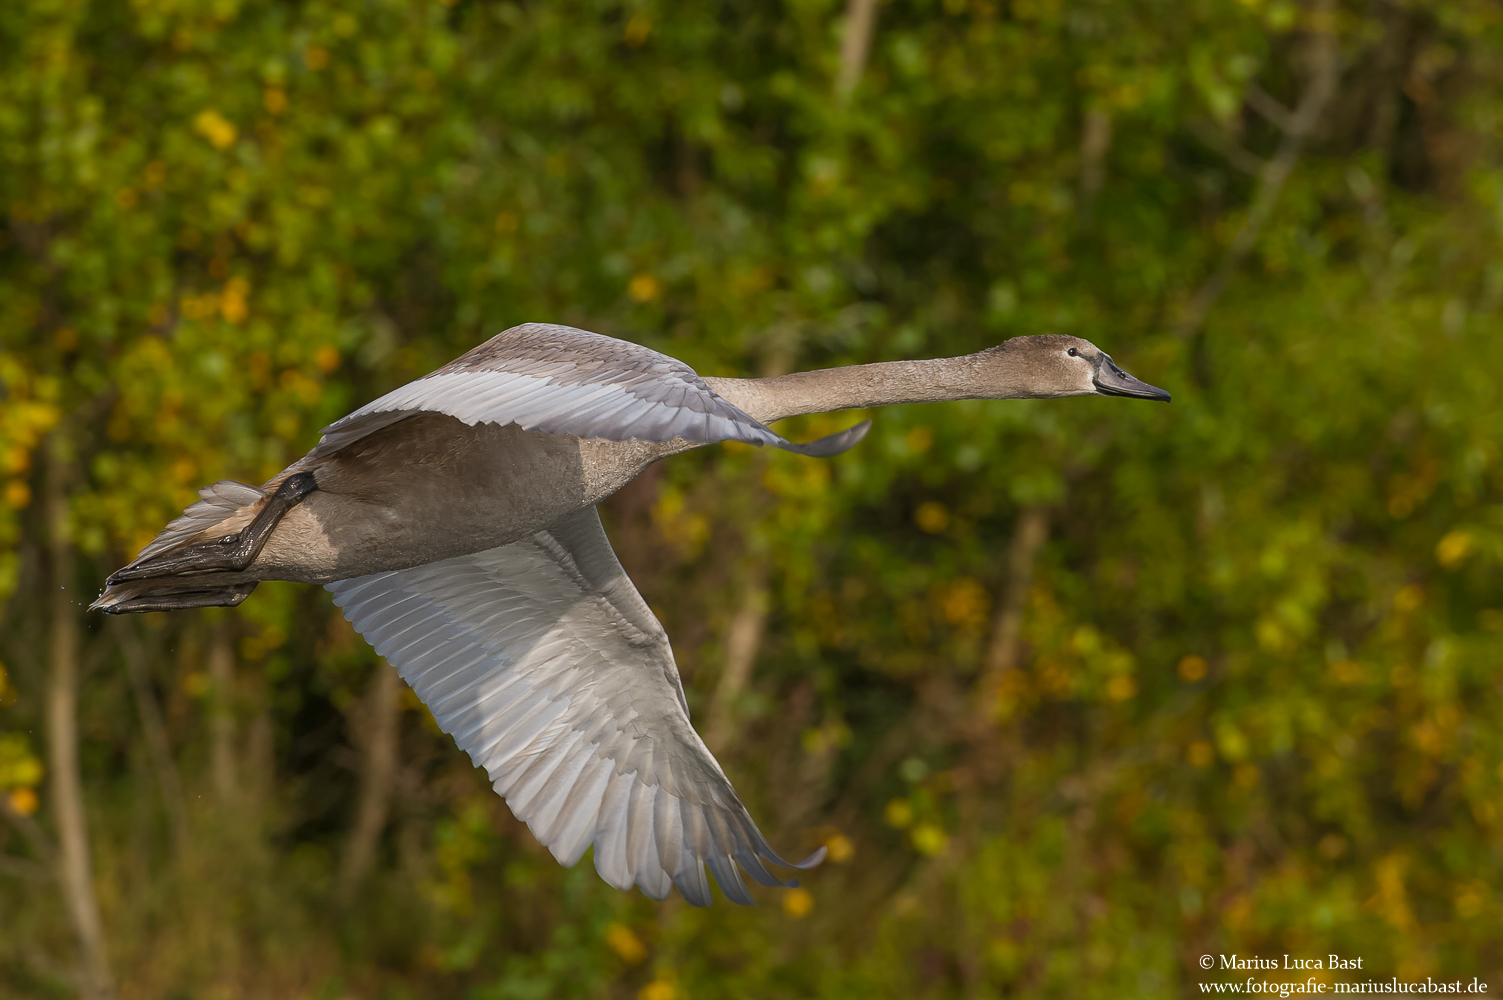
[327,505,822,905]
[313,323,867,459]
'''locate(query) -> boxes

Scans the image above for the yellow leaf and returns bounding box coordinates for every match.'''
[604,923,647,965]
[824,832,854,864]
[1177,655,1207,682]
[1455,880,1487,919]
[1436,530,1473,568]
[938,577,988,628]
[883,798,913,829]
[194,109,238,150]
[638,978,676,1000]
[914,501,949,533]
[7,788,38,817]
[782,887,814,918]
[627,273,661,302]
[910,823,948,856]
[624,13,652,45]
[221,284,248,324]
[2,448,29,475]
[314,345,341,373]
[1329,660,1364,685]
[1393,585,1424,614]
[0,734,42,788]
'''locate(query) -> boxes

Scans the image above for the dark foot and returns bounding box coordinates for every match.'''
[98,582,259,614]
[107,472,318,584]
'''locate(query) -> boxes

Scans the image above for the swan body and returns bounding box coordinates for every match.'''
[92,322,1168,906]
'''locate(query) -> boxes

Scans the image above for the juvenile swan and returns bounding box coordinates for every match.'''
[93,323,1168,905]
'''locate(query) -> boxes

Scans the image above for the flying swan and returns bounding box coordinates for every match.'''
[93,323,1169,905]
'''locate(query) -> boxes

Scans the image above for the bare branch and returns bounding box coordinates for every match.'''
[1244,83,1295,133]
[1188,119,1266,177]
[1176,0,1340,340]
[336,662,403,905]
[972,505,1051,730]
[0,794,56,868]
[1080,109,1113,199]
[703,565,770,753]
[835,0,879,102]
[702,335,794,755]
[0,853,49,882]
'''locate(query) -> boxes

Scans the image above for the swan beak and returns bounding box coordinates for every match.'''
[1092,355,1171,402]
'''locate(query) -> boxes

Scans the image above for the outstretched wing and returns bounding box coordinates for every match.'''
[313,323,868,458]
[326,505,823,906]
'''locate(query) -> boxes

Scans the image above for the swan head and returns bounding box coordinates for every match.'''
[988,335,1171,402]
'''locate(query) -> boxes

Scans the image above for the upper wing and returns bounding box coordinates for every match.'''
[326,505,823,906]
[311,323,868,459]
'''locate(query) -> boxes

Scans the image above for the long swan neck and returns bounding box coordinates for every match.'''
[703,351,1015,425]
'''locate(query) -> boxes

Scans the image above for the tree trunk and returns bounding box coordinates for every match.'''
[336,661,402,904]
[114,621,189,859]
[45,435,114,999]
[244,705,274,814]
[207,619,238,806]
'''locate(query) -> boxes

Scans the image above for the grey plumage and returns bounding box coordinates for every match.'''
[318,322,869,458]
[328,506,823,906]
[94,322,1169,906]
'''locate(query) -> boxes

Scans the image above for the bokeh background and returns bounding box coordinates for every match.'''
[3,0,1502,996]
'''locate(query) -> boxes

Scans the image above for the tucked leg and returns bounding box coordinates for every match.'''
[107,472,319,584]
[98,582,259,614]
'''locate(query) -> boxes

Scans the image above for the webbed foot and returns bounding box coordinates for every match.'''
[96,582,259,614]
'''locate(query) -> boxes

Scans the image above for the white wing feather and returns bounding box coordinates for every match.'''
[327,505,823,906]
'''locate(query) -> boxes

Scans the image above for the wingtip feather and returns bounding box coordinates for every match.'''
[779,419,872,458]
[793,845,828,869]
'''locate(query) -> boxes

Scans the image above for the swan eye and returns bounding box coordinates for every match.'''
[1067,348,1079,357]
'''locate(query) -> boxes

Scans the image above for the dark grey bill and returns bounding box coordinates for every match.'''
[1093,354,1171,402]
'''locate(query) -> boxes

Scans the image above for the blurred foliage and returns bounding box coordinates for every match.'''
[3,0,1503,996]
